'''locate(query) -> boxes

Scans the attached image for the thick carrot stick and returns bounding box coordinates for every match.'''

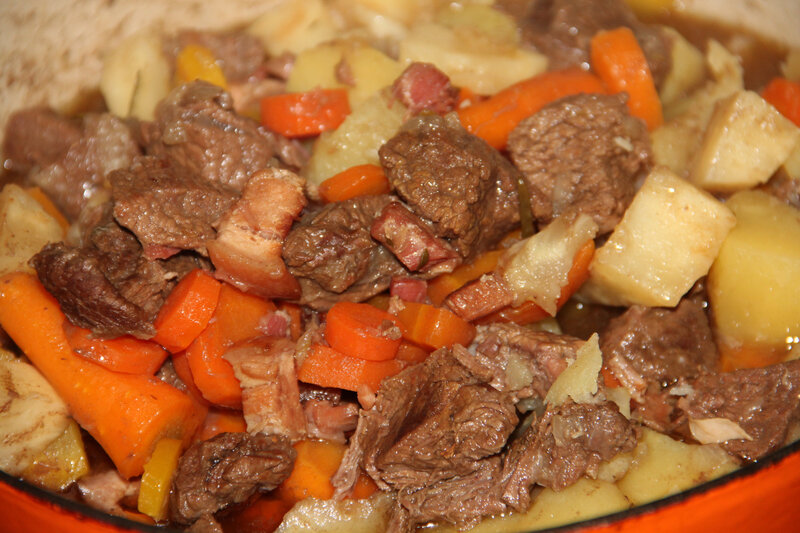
[297,343,405,393]
[392,301,476,350]
[0,273,204,478]
[590,27,663,130]
[318,164,391,204]
[152,269,221,353]
[64,324,168,375]
[260,88,351,138]
[457,68,606,150]
[325,301,403,362]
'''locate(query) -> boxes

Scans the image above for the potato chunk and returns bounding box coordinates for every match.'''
[582,167,735,307]
[617,428,738,506]
[398,19,546,95]
[247,0,340,56]
[689,91,800,192]
[0,184,64,276]
[303,92,407,186]
[708,190,800,348]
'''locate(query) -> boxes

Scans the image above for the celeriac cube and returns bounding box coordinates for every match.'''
[689,90,800,192]
[708,190,800,348]
[581,167,735,307]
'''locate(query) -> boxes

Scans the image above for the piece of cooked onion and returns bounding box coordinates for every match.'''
[689,417,753,445]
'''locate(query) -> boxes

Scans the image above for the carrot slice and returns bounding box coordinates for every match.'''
[427,249,505,306]
[175,44,228,90]
[478,239,595,325]
[64,324,168,375]
[171,350,210,407]
[395,341,431,364]
[318,164,391,204]
[297,343,405,393]
[184,321,242,409]
[214,283,277,346]
[393,301,476,350]
[762,77,800,127]
[0,272,205,478]
[590,27,663,130]
[195,409,247,441]
[457,68,606,149]
[221,496,292,533]
[325,301,403,362]
[153,269,221,353]
[260,88,351,138]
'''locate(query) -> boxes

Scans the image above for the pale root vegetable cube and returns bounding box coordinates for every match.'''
[502,213,598,315]
[22,420,88,492]
[617,428,738,506]
[0,355,71,476]
[286,42,347,94]
[782,140,800,180]
[276,492,394,533]
[689,91,800,192]
[582,167,736,307]
[441,478,630,533]
[302,92,407,186]
[545,334,602,406]
[398,22,547,95]
[100,32,170,121]
[247,0,340,56]
[653,40,743,176]
[708,190,800,348]
[435,3,520,47]
[287,42,404,107]
[0,184,64,276]
[658,27,706,109]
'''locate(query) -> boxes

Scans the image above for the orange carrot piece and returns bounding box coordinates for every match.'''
[0,273,205,478]
[457,68,606,149]
[64,324,168,375]
[25,186,69,232]
[762,77,800,127]
[185,322,242,409]
[393,301,476,350]
[318,164,391,204]
[350,474,379,500]
[325,301,403,362]
[214,283,277,346]
[427,249,505,306]
[221,496,292,533]
[478,240,595,326]
[395,341,431,364]
[277,439,346,503]
[196,409,247,442]
[298,343,405,393]
[170,350,209,404]
[260,88,351,138]
[719,343,790,373]
[153,269,221,353]
[590,27,663,130]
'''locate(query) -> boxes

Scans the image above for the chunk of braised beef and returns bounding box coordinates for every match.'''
[508,0,671,87]
[110,156,238,259]
[31,209,200,338]
[469,323,584,399]
[508,93,651,234]
[371,201,461,275]
[333,346,518,498]
[142,81,301,191]
[170,432,295,526]
[1,107,81,178]
[677,359,800,462]
[380,114,520,260]
[32,241,154,339]
[29,113,140,220]
[391,62,459,116]
[208,167,306,300]
[501,400,639,510]
[600,298,719,401]
[282,195,406,310]
[393,458,507,532]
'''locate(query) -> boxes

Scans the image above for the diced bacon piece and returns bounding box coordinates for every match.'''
[390,277,428,303]
[392,63,459,116]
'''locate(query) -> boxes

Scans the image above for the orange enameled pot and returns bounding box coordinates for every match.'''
[1,440,799,532]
